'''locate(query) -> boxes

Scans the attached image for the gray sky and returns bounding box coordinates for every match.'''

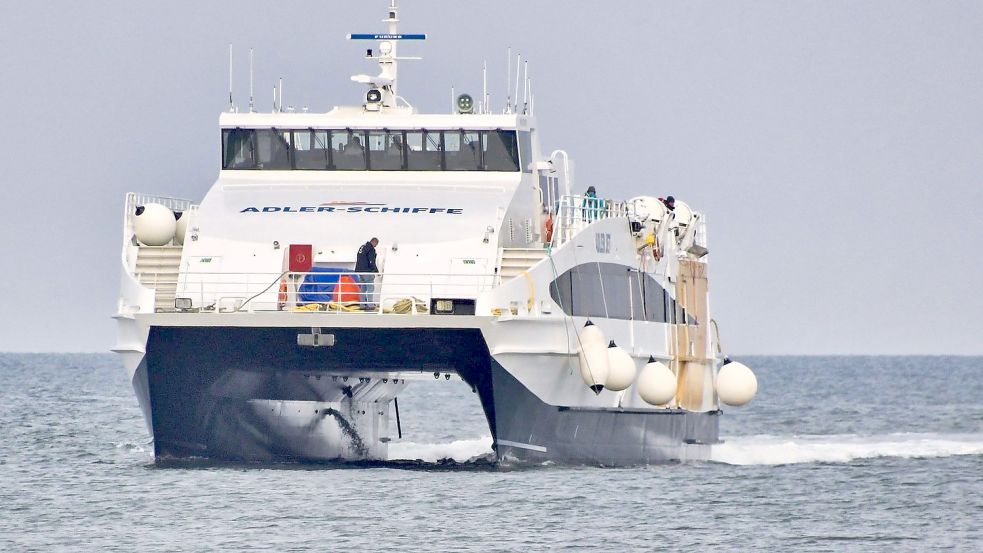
[0,1,980,354]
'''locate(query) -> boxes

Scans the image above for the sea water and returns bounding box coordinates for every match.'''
[0,354,980,551]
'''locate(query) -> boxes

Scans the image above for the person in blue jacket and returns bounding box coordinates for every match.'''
[582,186,603,222]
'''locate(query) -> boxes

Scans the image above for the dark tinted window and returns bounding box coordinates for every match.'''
[445,130,482,171]
[642,274,670,323]
[255,129,291,170]
[600,263,632,319]
[222,129,257,169]
[549,262,677,322]
[293,129,331,170]
[406,130,442,170]
[483,130,520,171]
[221,128,522,172]
[570,264,606,318]
[628,271,646,321]
[367,130,404,170]
[549,268,574,314]
[333,130,366,170]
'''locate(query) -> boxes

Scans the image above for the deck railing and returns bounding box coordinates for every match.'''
[154,271,497,314]
[121,192,196,251]
[551,194,632,247]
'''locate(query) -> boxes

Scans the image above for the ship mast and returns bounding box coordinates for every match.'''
[348,0,424,110]
[385,0,399,100]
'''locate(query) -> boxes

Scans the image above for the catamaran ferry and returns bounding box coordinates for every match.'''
[113,1,757,465]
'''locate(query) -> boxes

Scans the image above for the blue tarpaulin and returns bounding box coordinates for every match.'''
[297,267,348,303]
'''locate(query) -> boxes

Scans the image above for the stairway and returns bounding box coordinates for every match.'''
[499,248,548,280]
[135,246,183,311]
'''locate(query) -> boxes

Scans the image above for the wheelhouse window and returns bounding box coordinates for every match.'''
[483,130,520,171]
[333,130,367,170]
[406,130,442,170]
[293,129,331,170]
[255,129,291,170]
[221,128,522,171]
[445,130,482,171]
[367,130,404,170]
[222,128,257,169]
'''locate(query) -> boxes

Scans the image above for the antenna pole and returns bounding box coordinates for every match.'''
[522,60,529,114]
[506,47,512,113]
[228,44,234,111]
[513,53,521,114]
[450,85,455,113]
[278,77,283,111]
[248,48,254,113]
[482,60,488,114]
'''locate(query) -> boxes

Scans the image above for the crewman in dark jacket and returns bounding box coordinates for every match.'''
[354,238,379,308]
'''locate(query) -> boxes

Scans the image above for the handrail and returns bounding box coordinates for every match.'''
[146,270,498,315]
[122,192,196,257]
[550,194,633,247]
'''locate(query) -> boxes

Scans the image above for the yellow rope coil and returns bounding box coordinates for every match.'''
[290,298,429,314]
[384,297,429,314]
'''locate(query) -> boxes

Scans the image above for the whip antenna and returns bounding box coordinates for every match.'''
[248,48,255,113]
[513,53,521,113]
[505,46,511,113]
[228,44,234,111]
[522,60,529,114]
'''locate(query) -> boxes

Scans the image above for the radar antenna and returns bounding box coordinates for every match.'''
[348,0,425,110]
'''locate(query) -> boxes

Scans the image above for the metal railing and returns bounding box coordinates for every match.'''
[156,271,497,314]
[551,194,632,247]
[125,192,194,215]
[121,192,197,251]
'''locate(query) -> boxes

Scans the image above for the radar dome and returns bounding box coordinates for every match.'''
[715,361,758,406]
[637,357,676,406]
[604,341,636,392]
[133,203,176,246]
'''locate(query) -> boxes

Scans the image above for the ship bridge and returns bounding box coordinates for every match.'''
[217,113,532,174]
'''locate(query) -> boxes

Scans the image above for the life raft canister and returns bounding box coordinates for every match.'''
[335,275,360,303]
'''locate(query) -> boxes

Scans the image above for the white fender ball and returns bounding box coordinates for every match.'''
[174,211,189,246]
[604,341,636,392]
[578,341,609,394]
[715,361,758,406]
[579,320,606,347]
[637,357,677,406]
[133,203,176,246]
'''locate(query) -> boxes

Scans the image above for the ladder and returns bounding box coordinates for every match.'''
[498,248,548,280]
[134,246,183,311]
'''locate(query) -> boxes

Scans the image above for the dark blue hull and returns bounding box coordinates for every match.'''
[137,325,718,465]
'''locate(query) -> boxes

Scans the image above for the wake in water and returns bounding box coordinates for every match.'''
[388,432,983,467]
[711,432,983,466]
[388,436,494,463]
[124,433,983,468]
